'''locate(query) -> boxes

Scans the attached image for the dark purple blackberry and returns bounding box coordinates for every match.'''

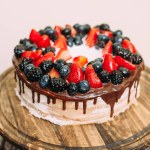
[111,70,123,85]
[95,40,106,49]
[49,77,67,92]
[43,46,56,55]
[26,67,43,82]
[67,82,78,96]
[112,43,122,55]
[98,70,110,83]
[19,58,32,71]
[116,48,132,60]
[40,60,53,74]
[14,45,25,58]
[119,67,130,78]
[131,54,143,64]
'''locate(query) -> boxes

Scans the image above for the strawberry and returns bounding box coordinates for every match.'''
[102,54,118,73]
[49,68,60,78]
[73,56,88,68]
[55,49,72,61]
[67,63,84,83]
[86,28,100,47]
[102,40,112,56]
[54,25,62,36]
[114,56,136,70]
[29,29,41,43]
[122,39,137,53]
[31,50,43,60]
[85,65,102,88]
[101,31,113,38]
[36,35,51,48]
[54,35,67,50]
[22,51,32,59]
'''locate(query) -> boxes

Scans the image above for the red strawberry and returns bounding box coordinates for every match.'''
[122,39,137,53]
[55,49,72,61]
[54,26,62,36]
[31,50,43,60]
[54,35,67,50]
[29,29,41,43]
[86,28,100,47]
[36,35,51,48]
[67,63,84,83]
[22,51,32,59]
[102,54,118,73]
[101,31,113,38]
[49,68,60,78]
[85,65,102,88]
[73,56,88,68]
[102,40,112,56]
[114,56,136,70]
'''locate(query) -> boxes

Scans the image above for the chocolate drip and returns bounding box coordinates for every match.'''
[52,98,56,104]
[135,79,140,98]
[62,101,66,110]
[128,86,131,103]
[19,79,22,95]
[22,81,25,94]
[75,102,78,110]
[83,101,87,114]
[47,97,50,104]
[37,93,40,103]
[93,98,97,105]
[32,91,35,103]
[14,71,17,82]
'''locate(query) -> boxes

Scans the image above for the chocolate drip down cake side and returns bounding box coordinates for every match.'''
[12,23,144,125]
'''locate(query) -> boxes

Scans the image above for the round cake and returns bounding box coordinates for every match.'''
[12,23,144,125]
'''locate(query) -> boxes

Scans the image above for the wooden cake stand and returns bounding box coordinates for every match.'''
[0,67,150,150]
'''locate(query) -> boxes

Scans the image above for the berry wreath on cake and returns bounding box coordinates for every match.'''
[12,23,144,125]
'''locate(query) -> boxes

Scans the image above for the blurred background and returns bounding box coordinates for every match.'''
[0,0,150,73]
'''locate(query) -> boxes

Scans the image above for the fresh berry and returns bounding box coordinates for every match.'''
[94,58,103,63]
[45,28,55,37]
[54,59,66,71]
[112,43,122,55]
[14,45,25,58]
[119,67,130,78]
[87,61,95,66]
[59,65,70,78]
[122,39,136,53]
[67,63,84,83]
[24,63,35,75]
[102,40,113,56]
[114,56,136,70]
[29,29,41,44]
[82,67,86,72]
[92,61,102,73]
[114,35,124,43]
[73,23,80,30]
[22,51,32,59]
[26,67,43,82]
[54,35,67,50]
[86,28,100,47]
[44,26,52,31]
[67,37,74,47]
[99,24,110,31]
[97,70,110,83]
[54,26,62,36]
[77,24,90,35]
[85,65,102,88]
[61,28,71,38]
[73,35,83,45]
[83,24,91,34]
[111,70,123,85]
[131,54,143,64]
[36,35,50,48]
[43,46,56,55]
[49,68,60,78]
[19,58,32,71]
[67,82,78,96]
[39,29,45,35]
[78,80,90,93]
[49,77,67,92]
[73,56,88,68]
[40,60,53,74]
[97,34,109,44]
[20,38,30,45]
[26,44,38,51]
[39,75,50,88]
[115,48,132,60]
[102,54,118,73]
[113,30,123,37]
[55,49,72,61]
[95,40,105,49]
[31,50,43,60]
[101,30,113,38]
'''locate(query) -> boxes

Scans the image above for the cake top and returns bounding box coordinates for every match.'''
[13,23,143,96]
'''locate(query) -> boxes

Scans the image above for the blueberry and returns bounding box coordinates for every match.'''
[59,65,70,78]
[112,43,122,55]
[94,58,103,63]
[45,28,55,38]
[67,82,78,96]
[14,45,25,58]
[82,67,86,73]
[67,37,74,47]
[54,59,66,71]
[25,44,38,51]
[19,38,31,46]
[39,75,50,88]
[73,35,83,45]
[43,46,56,55]
[78,80,90,93]
[119,67,130,78]
[113,30,123,37]
[73,23,80,30]
[92,62,102,73]
[61,28,71,37]
[24,64,35,75]
[83,24,91,34]
[39,29,45,35]
[114,35,124,43]
[98,34,109,43]
[99,24,110,31]
[44,26,52,31]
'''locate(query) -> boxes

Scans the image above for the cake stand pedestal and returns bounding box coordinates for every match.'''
[0,67,150,150]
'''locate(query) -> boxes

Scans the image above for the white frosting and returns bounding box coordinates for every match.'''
[15,75,140,125]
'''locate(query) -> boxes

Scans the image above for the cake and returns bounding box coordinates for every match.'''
[12,23,144,125]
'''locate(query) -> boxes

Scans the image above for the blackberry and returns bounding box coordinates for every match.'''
[119,67,130,78]
[40,60,53,74]
[95,40,106,49]
[98,70,110,83]
[49,77,67,93]
[14,44,25,58]
[26,67,43,82]
[43,46,56,55]
[116,48,132,60]
[67,82,78,96]
[19,58,32,71]
[24,64,35,75]
[111,70,123,85]
[112,43,122,55]
[131,54,143,64]
[61,28,71,37]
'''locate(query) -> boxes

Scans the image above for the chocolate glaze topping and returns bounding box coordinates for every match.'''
[13,56,144,116]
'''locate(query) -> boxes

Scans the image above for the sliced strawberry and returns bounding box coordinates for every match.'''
[86,28,100,47]
[55,49,72,61]
[54,35,67,50]
[102,54,118,73]
[36,35,51,48]
[85,65,102,88]
[54,26,62,36]
[29,29,41,43]
[67,63,84,83]
[22,51,32,59]
[102,40,113,56]
[73,56,88,68]
[49,68,60,78]
[114,56,136,70]
[122,39,137,53]
[101,31,113,38]
[31,50,43,60]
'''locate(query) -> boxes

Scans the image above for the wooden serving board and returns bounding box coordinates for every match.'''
[0,67,150,150]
